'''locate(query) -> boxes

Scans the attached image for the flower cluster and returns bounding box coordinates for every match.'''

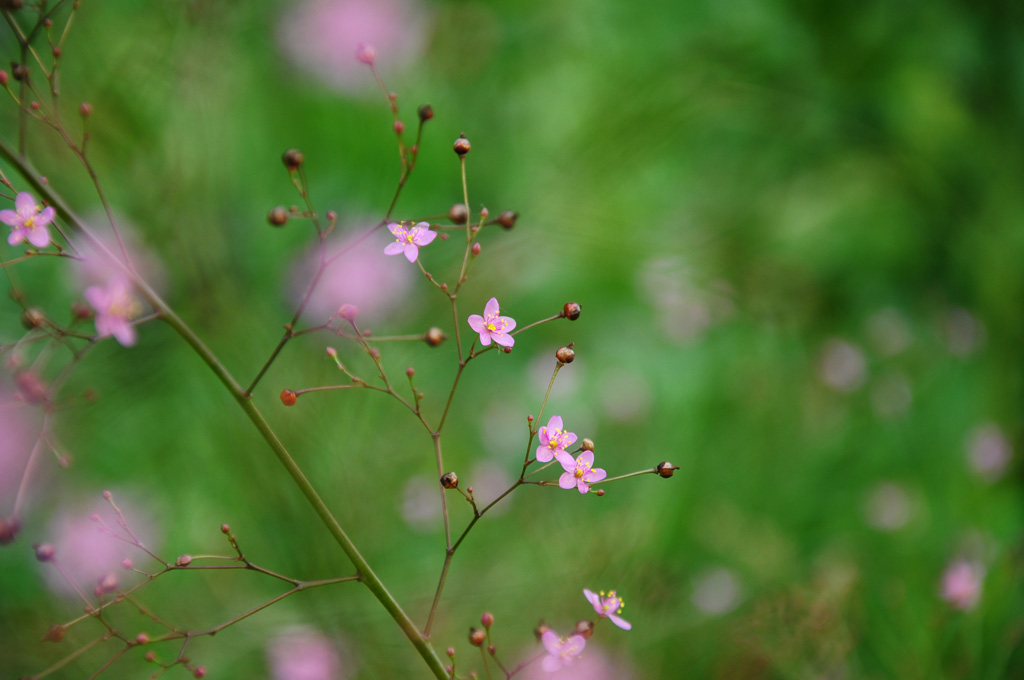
[2,191,55,248]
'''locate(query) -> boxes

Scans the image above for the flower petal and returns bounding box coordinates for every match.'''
[577,450,595,468]
[558,472,577,489]
[492,332,514,348]
[541,630,561,655]
[386,222,404,237]
[483,297,500,318]
[608,613,632,630]
[413,228,437,246]
[27,226,50,248]
[403,244,418,262]
[499,315,516,332]
[554,450,575,468]
[35,206,56,227]
[7,229,24,245]
[536,446,553,463]
[14,192,35,216]
[583,589,601,610]
[585,467,607,484]
[547,415,563,432]
[384,242,405,256]
[467,315,486,333]
[0,209,19,226]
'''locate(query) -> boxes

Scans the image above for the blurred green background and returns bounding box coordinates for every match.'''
[1,0,1022,678]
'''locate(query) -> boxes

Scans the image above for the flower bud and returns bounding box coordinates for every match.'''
[446,647,456,658]
[0,70,8,86]
[337,303,359,322]
[193,667,206,678]
[594,488,606,496]
[355,43,376,65]
[497,210,517,229]
[267,206,288,226]
[448,203,468,224]
[280,389,297,406]
[502,346,513,354]
[97,572,118,593]
[144,651,156,662]
[281,148,304,170]
[418,104,434,122]
[21,307,45,329]
[481,612,494,628]
[563,302,581,320]
[469,627,486,647]
[11,63,28,81]
[406,366,415,378]
[574,620,594,639]
[176,554,193,567]
[34,543,55,562]
[79,102,92,118]
[102,490,112,500]
[122,558,133,569]
[72,300,93,320]
[16,371,47,404]
[136,632,150,645]
[42,623,65,642]
[471,242,482,257]
[555,346,575,364]
[581,438,595,452]
[533,622,550,640]
[657,461,679,478]
[453,133,471,156]
[425,327,447,347]
[440,472,459,489]
[326,209,337,223]
[394,120,405,134]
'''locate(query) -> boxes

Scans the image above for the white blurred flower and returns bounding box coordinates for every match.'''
[818,338,866,393]
[863,482,912,531]
[966,424,1012,483]
[865,307,911,356]
[691,567,742,616]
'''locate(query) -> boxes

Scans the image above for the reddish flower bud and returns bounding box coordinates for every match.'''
[144,651,156,662]
[446,647,456,658]
[657,461,679,478]
[78,102,92,118]
[574,619,594,639]
[34,543,55,562]
[72,300,93,320]
[280,389,298,406]
[469,627,486,647]
[425,327,446,347]
[175,554,193,567]
[97,572,118,593]
[52,46,61,58]
[11,63,28,81]
[326,209,337,223]
[337,303,359,322]
[481,612,494,628]
[16,371,47,404]
[30,100,39,110]
[122,558,133,569]
[394,120,405,134]
[406,366,415,378]
[136,632,150,645]
[471,242,482,257]
[581,438,595,452]
[102,490,112,500]
[453,133,471,156]
[502,345,513,354]
[497,210,517,229]
[281,148,304,170]
[43,17,52,27]
[563,302,581,320]
[595,488,605,496]
[267,206,288,226]
[355,43,376,65]
[42,623,65,642]
[193,667,206,678]
[0,70,8,86]
[555,346,575,364]
[418,104,434,122]
[220,523,230,534]
[448,203,468,224]
[440,472,459,489]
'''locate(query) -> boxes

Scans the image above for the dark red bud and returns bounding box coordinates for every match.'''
[657,461,679,478]
[394,120,405,134]
[453,134,471,156]
[481,612,494,628]
[0,70,8,86]
[268,206,288,226]
[563,302,581,320]
[78,102,92,117]
[497,210,517,229]
[34,543,55,561]
[441,472,459,489]
[469,627,486,646]
[574,619,594,639]
[282,148,304,170]
[175,554,192,567]
[555,347,575,364]
[280,389,297,406]
[448,203,468,224]
[418,104,434,122]
[221,523,230,534]
[471,242,482,257]
[42,623,65,642]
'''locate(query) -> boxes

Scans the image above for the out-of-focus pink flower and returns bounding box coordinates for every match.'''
[468,297,516,348]
[277,0,427,94]
[967,424,1012,483]
[583,589,632,630]
[70,216,168,294]
[536,415,577,464]
[383,221,436,262]
[557,451,606,494]
[520,641,633,680]
[400,475,440,532]
[540,630,586,673]
[863,482,912,531]
[84,277,141,347]
[940,559,984,611]
[2,192,55,248]
[818,338,866,393]
[268,626,347,680]
[0,389,43,503]
[290,225,415,325]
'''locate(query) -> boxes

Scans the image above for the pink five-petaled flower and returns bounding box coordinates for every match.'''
[540,630,586,673]
[584,588,632,630]
[384,220,437,262]
[537,415,577,464]
[84,278,142,347]
[467,297,516,348]
[2,192,56,248]
[558,451,606,494]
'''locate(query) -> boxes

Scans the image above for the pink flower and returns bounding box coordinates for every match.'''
[2,192,55,248]
[84,277,141,347]
[267,626,346,680]
[383,221,436,262]
[940,559,984,611]
[541,630,586,673]
[558,451,606,494]
[468,297,516,348]
[536,415,577,464]
[583,589,632,630]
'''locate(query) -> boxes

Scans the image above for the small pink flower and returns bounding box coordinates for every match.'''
[384,221,436,262]
[558,451,606,494]
[584,589,632,630]
[468,297,516,348]
[541,630,586,673]
[940,559,984,611]
[2,192,55,248]
[536,415,577,464]
[84,278,141,347]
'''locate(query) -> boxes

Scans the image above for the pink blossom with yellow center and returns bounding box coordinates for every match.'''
[84,277,142,347]
[467,297,516,348]
[384,221,436,262]
[536,415,577,464]
[1,192,55,248]
[540,630,586,673]
[558,451,606,494]
[584,588,632,630]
